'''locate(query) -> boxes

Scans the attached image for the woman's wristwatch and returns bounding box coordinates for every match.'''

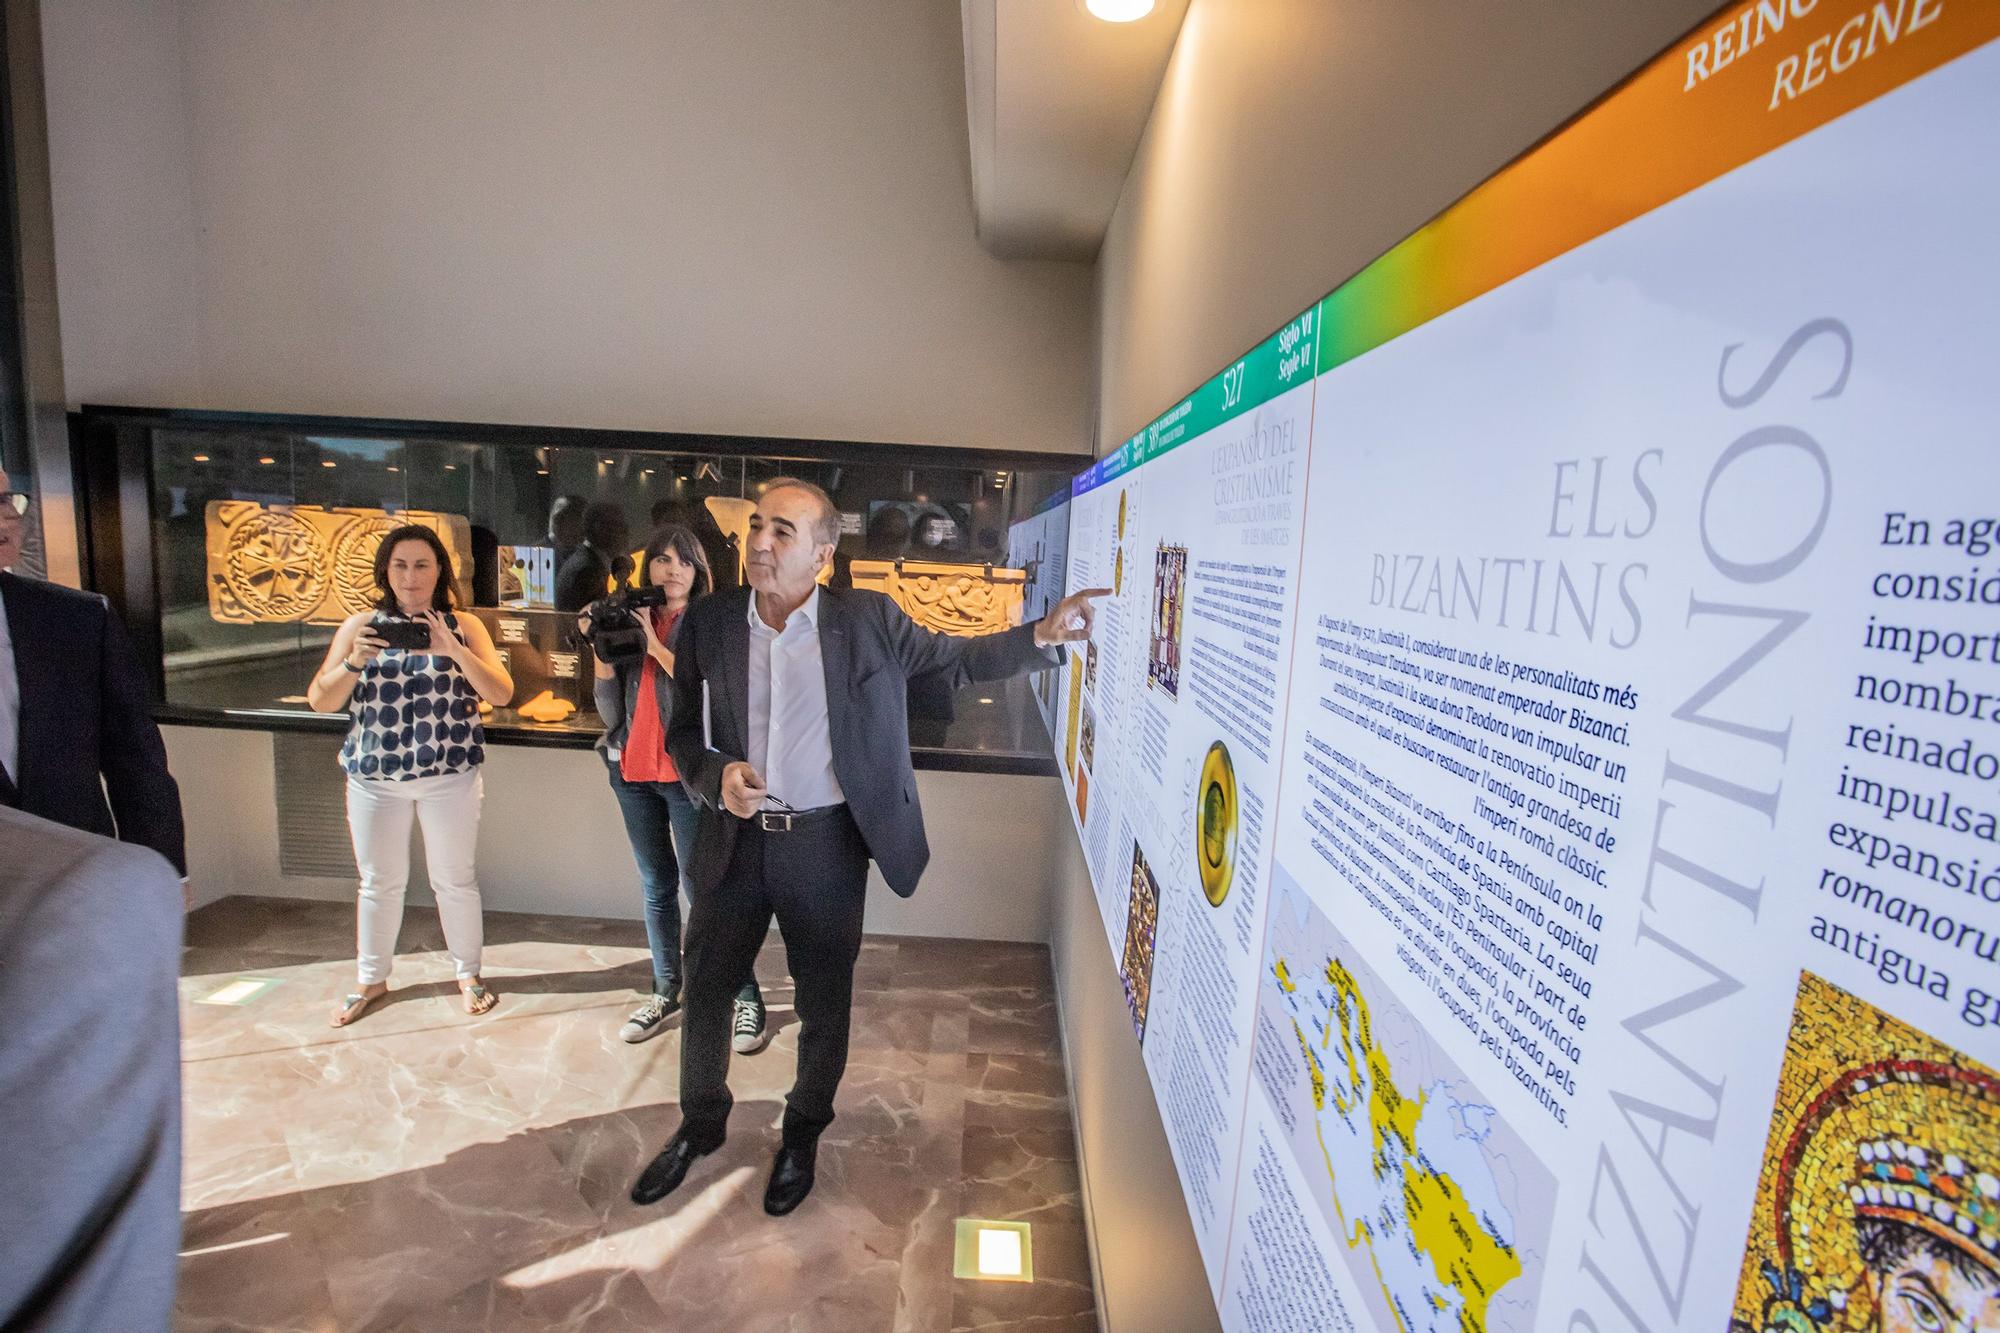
[341,656,364,673]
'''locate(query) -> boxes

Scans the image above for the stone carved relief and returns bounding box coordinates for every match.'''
[848,559,1025,637]
[204,501,473,625]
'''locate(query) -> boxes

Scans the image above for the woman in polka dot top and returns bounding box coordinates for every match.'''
[306,524,514,1027]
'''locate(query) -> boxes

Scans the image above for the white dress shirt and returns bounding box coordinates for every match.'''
[0,582,17,785]
[745,587,846,811]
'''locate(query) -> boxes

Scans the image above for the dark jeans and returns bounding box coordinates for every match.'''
[679,808,870,1149]
[604,762,761,1008]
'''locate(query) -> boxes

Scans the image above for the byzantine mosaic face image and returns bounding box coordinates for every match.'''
[1732,973,2000,1333]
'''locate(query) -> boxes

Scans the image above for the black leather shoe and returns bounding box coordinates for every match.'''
[763,1143,817,1216]
[631,1130,718,1206]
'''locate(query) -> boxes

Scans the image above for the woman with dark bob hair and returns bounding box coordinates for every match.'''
[584,524,767,1049]
[306,523,514,1025]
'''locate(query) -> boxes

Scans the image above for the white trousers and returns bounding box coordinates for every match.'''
[346,769,485,985]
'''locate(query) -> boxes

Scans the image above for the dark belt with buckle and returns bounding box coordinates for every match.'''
[755,803,846,833]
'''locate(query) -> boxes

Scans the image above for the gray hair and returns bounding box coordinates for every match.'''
[761,476,841,547]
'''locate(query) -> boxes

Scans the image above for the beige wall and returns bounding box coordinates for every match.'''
[39,0,205,410]
[1094,0,1720,448]
[43,0,1093,453]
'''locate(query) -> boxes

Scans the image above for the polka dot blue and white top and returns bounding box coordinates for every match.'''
[339,613,487,780]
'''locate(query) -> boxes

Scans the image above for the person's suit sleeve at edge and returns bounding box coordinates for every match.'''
[872,591,1055,686]
[93,598,187,877]
[0,834,182,1333]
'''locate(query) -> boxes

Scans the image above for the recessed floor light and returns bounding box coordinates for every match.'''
[953,1218,1032,1282]
[198,977,281,1006]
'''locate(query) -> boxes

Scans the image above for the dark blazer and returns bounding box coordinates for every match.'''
[554,545,614,614]
[667,585,1053,898]
[1,571,187,875]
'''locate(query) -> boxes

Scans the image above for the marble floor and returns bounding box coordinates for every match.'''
[176,896,1096,1332]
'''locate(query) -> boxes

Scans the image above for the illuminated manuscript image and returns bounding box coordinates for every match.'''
[848,559,1025,637]
[1731,973,2000,1333]
[1149,543,1188,697]
[204,502,471,625]
[1255,871,1554,1333]
[1121,842,1161,1044]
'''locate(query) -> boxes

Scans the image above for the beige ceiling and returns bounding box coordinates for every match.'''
[961,0,1191,261]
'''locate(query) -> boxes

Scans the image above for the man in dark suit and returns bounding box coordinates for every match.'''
[631,477,1105,1215]
[554,501,631,612]
[0,475,187,876]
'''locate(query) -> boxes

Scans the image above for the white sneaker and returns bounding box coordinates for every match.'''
[621,994,679,1044]
[732,998,771,1054]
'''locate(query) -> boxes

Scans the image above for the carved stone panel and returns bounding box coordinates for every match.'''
[204,502,473,625]
[848,559,1025,637]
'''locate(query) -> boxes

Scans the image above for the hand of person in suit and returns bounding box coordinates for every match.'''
[721,761,769,819]
[1033,587,1113,648]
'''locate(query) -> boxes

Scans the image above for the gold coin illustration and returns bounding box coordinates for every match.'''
[1197,741,1237,907]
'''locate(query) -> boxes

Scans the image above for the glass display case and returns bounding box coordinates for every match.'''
[73,406,1083,772]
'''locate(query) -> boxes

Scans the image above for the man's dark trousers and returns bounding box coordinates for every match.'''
[678,805,872,1150]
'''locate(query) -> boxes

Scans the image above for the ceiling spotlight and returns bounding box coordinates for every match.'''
[321,460,337,469]
[386,465,400,473]
[1083,0,1153,20]
[191,453,210,463]
[258,456,276,466]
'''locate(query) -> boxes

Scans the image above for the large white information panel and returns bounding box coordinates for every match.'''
[1057,310,1317,1285]
[1055,8,2000,1330]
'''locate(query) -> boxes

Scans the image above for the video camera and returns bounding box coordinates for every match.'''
[582,584,668,667]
